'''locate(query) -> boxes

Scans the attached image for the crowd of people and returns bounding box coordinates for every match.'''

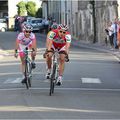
[105,18,120,50]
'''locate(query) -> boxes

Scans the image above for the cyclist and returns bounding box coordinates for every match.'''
[45,24,71,85]
[14,23,37,83]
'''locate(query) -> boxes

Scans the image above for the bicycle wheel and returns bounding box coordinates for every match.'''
[24,62,29,89]
[25,61,32,89]
[28,62,32,87]
[49,63,56,96]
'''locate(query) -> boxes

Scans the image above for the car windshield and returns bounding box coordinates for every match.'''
[32,20,42,24]
[0,19,6,23]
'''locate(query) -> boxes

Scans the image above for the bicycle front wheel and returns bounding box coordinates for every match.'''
[25,61,32,89]
[49,63,56,96]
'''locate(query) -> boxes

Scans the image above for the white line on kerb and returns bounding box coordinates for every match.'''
[0,87,120,91]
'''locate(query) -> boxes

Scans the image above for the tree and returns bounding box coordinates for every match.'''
[26,1,36,17]
[36,7,42,18]
[16,1,26,16]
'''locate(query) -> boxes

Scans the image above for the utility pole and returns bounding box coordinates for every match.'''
[89,0,96,43]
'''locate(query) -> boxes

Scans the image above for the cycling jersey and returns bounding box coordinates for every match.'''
[16,32,36,57]
[17,32,36,51]
[48,29,71,49]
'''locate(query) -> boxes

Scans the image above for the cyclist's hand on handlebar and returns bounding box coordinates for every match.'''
[65,53,69,62]
[14,49,18,58]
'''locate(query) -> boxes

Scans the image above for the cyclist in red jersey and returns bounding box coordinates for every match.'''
[45,24,71,85]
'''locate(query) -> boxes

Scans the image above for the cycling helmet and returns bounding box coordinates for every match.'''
[51,23,58,30]
[23,23,33,31]
[58,24,68,31]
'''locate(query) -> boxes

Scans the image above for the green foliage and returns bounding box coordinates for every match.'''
[26,1,36,17]
[36,7,42,18]
[16,1,26,16]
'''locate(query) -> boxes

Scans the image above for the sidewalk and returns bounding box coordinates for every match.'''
[72,38,120,61]
[39,33,120,61]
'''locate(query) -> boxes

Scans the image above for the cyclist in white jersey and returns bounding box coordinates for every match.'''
[14,23,37,83]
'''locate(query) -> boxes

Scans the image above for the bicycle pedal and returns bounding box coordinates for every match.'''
[56,82,61,86]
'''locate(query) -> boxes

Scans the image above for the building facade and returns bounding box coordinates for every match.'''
[42,0,118,43]
[0,0,42,29]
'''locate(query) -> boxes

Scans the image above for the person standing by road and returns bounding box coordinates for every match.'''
[111,18,119,49]
[107,21,114,49]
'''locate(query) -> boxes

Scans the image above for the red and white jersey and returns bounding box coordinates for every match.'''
[48,29,71,49]
[17,32,36,50]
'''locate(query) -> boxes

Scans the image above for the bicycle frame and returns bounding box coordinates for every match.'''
[17,47,33,89]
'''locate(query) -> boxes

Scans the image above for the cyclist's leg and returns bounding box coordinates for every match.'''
[56,47,66,85]
[45,48,54,79]
[19,53,26,83]
[29,45,36,69]
[59,52,66,76]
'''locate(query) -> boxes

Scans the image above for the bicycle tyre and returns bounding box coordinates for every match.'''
[28,63,32,87]
[49,63,56,96]
[25,62,29,89]
[25,61,32,89]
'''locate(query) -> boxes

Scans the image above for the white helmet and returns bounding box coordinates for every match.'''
[58,24,68,31]
[23,23,33,31]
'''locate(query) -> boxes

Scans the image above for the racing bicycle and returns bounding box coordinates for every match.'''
[17,47,34,89]
[49,50,69,96]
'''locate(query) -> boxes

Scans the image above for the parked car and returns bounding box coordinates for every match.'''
[28,18,44,31]
[0,18,7,32]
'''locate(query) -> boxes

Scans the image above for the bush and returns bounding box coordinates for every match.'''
[26,1,36,17]
[16,1,26,16]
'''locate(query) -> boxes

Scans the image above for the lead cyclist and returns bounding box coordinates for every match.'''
[14,23,37,83]
[45,24,71,85]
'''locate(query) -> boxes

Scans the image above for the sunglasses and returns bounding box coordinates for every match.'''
[59,31,66,34]
[25,31,31,33]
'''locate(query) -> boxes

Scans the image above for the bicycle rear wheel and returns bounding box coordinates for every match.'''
[49,63,56,96]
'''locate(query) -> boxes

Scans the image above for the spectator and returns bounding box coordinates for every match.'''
[107,21,114,48]
[111,18,119,49]
[117,20,120,50]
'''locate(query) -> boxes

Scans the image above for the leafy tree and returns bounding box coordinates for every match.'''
[16,1,26,16]
[26,1,36,17]
[36,7,42,18]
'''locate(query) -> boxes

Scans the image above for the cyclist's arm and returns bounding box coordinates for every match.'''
[15,39,19,52]
[47,31,55,51]
[46,31,51,48]
[65,34,71,54]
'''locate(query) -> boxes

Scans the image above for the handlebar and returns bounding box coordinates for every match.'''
[15,47,35,53]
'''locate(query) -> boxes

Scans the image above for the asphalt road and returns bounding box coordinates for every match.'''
[0,32,120,119]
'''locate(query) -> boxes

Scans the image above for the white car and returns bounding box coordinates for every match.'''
[0,19,7,32]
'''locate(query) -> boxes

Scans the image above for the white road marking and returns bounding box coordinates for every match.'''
[4,78,22,83]
[0,87,120,92]
[0,72,44,76]
[0,106,118,114]
[81,78,101,84]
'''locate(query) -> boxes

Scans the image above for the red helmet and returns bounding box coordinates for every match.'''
[58,24,68,31]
